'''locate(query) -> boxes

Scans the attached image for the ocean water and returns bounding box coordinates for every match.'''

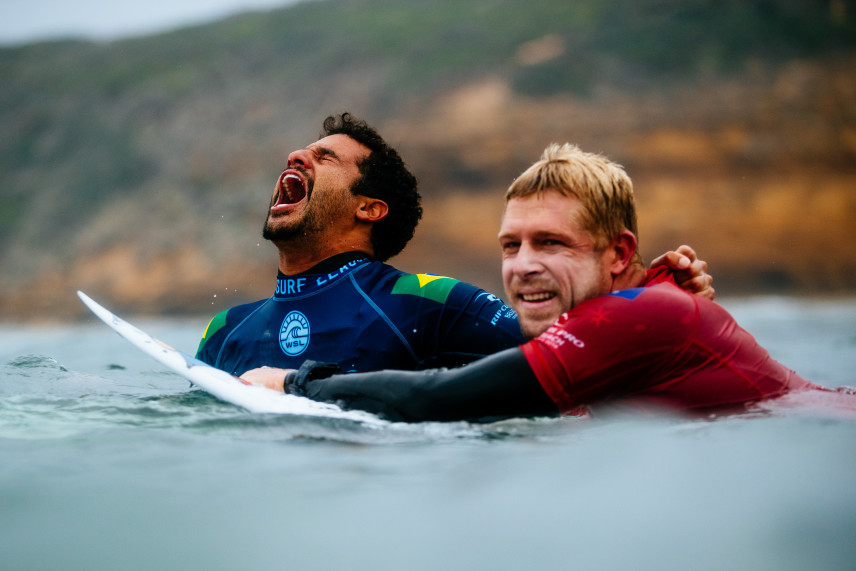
[1,296,855,570]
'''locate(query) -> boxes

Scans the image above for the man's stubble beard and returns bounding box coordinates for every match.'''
[262,209,321,244]
[261,186,355,246]
[511,264,613,341]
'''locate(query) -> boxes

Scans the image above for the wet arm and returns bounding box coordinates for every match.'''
[293,348,559,423]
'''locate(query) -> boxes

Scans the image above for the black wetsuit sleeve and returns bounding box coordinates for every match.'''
[290,348,559,423]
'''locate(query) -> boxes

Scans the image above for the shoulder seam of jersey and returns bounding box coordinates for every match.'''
[350,273,419,363]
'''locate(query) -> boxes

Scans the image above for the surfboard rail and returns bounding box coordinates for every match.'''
[77,290,385,424]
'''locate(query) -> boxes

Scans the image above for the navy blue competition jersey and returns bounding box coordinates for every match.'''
[196,255,523,376]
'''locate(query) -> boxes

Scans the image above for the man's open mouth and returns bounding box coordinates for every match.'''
[275,170,308,206]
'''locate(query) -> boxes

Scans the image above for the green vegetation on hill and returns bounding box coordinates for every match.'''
[512,0,856,95]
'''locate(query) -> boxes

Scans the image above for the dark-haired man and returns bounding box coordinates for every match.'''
[198,114,713,377]
[242,143,848,422]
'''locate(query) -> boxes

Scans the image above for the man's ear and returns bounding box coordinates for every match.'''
[609,230,638,276]
[355,198,389,223]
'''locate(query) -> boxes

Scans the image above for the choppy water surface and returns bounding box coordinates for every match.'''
[1,296,855,570]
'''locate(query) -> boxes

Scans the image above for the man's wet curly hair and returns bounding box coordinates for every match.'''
[322,112,422,262]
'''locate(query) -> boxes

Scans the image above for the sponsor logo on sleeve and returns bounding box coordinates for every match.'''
[540,324,585,350]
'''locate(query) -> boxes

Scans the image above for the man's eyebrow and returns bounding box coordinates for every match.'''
[310,146,340,161]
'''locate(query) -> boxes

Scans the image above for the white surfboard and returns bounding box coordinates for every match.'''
[77,291,385,424]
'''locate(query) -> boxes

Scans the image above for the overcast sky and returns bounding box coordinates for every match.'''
[0,0,307,45]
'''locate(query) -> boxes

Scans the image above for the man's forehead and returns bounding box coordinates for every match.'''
[504,191,579,217]
[500,191,581,232]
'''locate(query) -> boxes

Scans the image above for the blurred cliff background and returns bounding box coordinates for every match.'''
[1,0,855,321]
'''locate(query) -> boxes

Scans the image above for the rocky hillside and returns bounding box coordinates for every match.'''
[1,0,855,321]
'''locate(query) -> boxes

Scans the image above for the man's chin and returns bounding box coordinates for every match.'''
[511,303,562,339]
[262,215,303,242]
[518,317,557,340]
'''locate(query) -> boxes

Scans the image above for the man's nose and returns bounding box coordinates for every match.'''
[515,243,544,276]
[287,148,310,168]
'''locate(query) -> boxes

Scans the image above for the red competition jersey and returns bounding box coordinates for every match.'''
[520,278,816,415]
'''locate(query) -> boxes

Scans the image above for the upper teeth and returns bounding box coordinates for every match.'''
[281,174,302,201]
[522,292,554,302]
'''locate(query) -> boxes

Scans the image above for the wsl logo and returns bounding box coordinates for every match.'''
[279,311,310,356]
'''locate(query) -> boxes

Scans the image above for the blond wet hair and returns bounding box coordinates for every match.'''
[506,143,638,253]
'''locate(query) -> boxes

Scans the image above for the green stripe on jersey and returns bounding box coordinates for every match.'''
[391,274,459,304]
[196,310,228,354]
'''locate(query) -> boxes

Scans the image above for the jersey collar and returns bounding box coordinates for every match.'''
[274,253,371,298]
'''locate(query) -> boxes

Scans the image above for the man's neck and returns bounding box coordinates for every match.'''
[277,244,373,275]
[611,263,648,292]
[271,225,374,274]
